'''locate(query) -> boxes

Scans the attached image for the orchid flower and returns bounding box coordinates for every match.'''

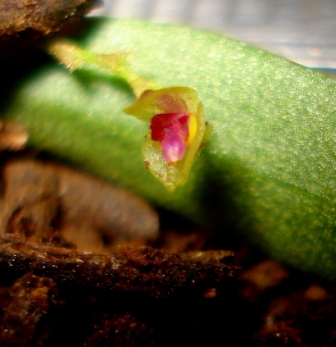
[124,87,206,191]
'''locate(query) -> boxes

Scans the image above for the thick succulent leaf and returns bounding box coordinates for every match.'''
[2,19,336,279]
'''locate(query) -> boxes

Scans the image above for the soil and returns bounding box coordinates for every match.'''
[0,0,98,54]
[0,153,335,347]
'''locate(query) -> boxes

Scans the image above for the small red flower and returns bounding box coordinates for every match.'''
[124,86,205,190]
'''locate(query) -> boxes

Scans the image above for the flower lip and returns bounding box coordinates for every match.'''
[150,112,191,164]
[162,136,186,163]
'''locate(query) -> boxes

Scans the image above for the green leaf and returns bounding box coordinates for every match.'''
[2,18,336,279]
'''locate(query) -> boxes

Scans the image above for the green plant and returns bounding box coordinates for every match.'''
[2,19,336,278]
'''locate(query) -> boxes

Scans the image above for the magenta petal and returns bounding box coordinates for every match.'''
[162,135,186,164]
[150,113,190,163]
[151,113,188,142]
